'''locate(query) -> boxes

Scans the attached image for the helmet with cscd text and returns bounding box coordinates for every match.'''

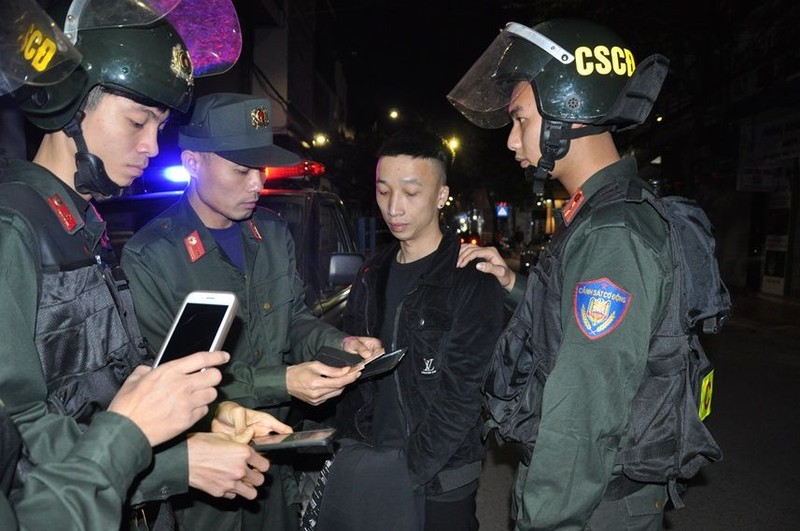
[11,0,241,200]
[14,0,202,132]
[447,18,669,187]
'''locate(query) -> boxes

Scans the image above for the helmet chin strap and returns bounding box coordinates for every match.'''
[525,162,551,195]
[526,118,609,195]
[63,112,124,201]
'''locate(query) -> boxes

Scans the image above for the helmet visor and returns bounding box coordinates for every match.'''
[165,0,242,77]
[1,0,82,95]
[63,0,181,39]
[447,22,574,129]
[63,0,241,77]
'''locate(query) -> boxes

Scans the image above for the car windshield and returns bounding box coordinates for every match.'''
[259,193,306,250]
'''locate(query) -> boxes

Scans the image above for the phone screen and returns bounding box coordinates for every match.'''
[159,302,230,365]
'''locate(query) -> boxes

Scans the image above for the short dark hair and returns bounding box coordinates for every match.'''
[377,128,453,183]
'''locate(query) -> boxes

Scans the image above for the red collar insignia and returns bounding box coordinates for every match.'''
[47,194,78,232]
[183,230,206,262]
[562,188,585,224]
[248,220,262,241]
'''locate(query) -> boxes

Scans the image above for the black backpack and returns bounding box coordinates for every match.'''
[613,182,729,507]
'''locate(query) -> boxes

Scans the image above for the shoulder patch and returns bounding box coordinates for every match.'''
[573,278,631,340]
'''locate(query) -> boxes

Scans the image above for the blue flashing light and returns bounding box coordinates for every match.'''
[163,165,190,184]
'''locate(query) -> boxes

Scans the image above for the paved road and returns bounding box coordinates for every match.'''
[475,291,800,530]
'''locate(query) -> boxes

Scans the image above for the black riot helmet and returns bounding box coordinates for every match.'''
[12,0,242,200]
[447,19,669,188]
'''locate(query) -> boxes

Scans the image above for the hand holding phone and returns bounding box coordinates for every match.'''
[314,346,407,379]
[153,291,239,368]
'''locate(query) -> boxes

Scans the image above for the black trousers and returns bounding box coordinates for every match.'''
[425,489,479,531]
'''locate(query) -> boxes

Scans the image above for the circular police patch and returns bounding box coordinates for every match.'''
[573,278,631,340]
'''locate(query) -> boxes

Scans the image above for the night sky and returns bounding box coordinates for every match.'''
[321,1,513,131]
[318,0,783,135]
[316,0,684,201]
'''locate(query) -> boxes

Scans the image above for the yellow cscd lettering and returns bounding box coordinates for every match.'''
[574,45,636,77]
[22,24,57,73]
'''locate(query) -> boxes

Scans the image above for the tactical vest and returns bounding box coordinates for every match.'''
[481,185,620,450]
[0,160,151,428]
[483,177,724,504]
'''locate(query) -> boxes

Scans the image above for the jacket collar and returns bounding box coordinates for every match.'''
[561,157,639,225]
[371,228,459,288]
[170,193,263,263]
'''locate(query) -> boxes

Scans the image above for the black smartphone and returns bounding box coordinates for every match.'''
[250,428,336,453]
[314,346,363,368]
[355,348,407,379]
[314,346,407,379]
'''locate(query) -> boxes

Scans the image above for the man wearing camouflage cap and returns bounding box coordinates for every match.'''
[123,92,382,531]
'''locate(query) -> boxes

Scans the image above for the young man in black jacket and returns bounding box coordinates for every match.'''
[315,129,504,531]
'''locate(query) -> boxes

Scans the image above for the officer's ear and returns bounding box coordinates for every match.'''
[181,150,200,178]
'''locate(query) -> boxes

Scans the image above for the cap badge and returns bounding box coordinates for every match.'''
[170,44,194,85]
[251,106,270,129]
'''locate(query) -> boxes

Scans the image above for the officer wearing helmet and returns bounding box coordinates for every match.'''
[0,1,288,529]
[452,19,673,530]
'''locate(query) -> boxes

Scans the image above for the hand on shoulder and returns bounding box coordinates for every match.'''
[456,243,516,292]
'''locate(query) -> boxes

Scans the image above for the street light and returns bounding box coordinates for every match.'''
[447,136,460,152]
[389,109,399,120]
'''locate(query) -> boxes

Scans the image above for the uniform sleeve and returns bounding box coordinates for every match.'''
[406,270,505,487]
[121,244,183,359]
[127,441,189,505]
[506,273,527,312]
[516,225,671,530]
[13,412,151,531]
[0,214,84,463]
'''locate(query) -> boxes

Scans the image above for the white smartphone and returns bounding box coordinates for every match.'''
[152,291,239,367]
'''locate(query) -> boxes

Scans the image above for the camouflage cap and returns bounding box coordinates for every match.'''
[179,92,300,168]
